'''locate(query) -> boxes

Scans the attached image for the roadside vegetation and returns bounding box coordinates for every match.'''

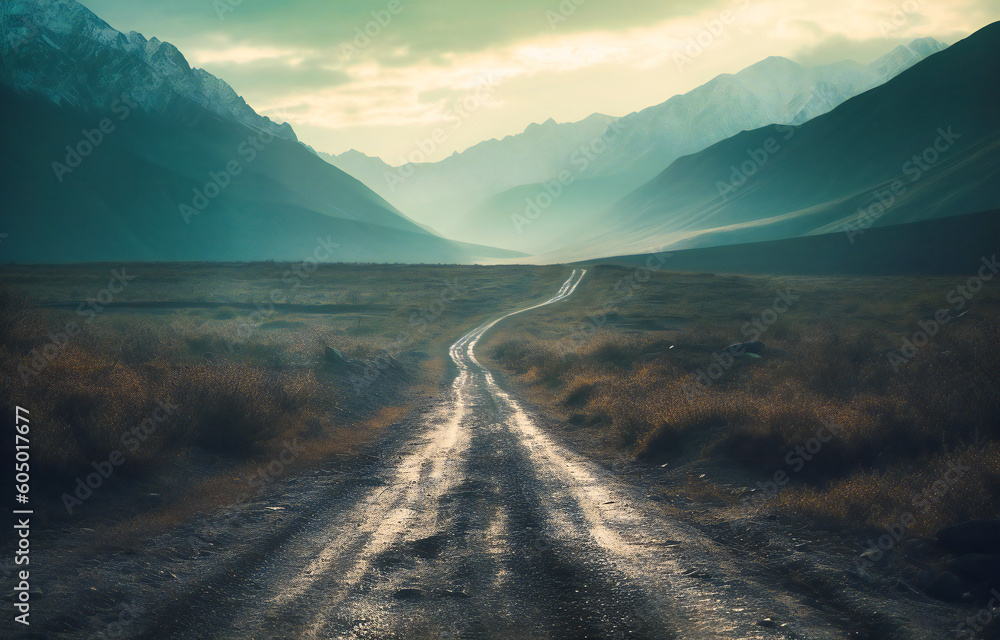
[4,261,997,542]
[0,262,567,544]
[485,266,1000,535]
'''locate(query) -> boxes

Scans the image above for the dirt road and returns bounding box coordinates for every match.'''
[16,270,951,639]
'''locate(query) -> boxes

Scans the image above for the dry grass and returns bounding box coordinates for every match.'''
[7,262,998,540]
[485,267,1000,534]
[0,290,408,548]
[0,296,328,483]
[93,402,419,551]
[0,263,572,544]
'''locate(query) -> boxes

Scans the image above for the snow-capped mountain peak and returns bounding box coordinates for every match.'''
[0,0,296,140]
[870,37,948,79]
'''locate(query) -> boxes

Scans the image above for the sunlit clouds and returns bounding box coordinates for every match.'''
[190,45,303,66]
[83,0,998,160]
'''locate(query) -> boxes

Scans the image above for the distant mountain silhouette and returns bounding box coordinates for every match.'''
[323,113,619,234]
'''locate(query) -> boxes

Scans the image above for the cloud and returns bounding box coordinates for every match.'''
[84,0,731,64]
[80,0,999,160]
[189,45,299,65]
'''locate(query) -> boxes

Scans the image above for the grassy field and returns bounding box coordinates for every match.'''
[482,265,1000,535]
[3,261,999,544]
[0,262,568,543]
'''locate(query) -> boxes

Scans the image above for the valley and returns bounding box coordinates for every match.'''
[2,1,999,638]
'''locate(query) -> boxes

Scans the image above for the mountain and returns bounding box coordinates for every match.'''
[583,209,1000,277]
[564,42,949,182]
[0,0,296,140]
[324,113,619,232]
[445,39,949,254]
[320,149,395,186]
[869,37,949,78]
[322,39,946,255]
[0,0,515,263]
[560,21,1000,262]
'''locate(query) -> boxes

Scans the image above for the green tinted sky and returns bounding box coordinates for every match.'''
[81,0,999,161]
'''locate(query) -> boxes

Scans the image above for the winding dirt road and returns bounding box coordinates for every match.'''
[23,270,917,639]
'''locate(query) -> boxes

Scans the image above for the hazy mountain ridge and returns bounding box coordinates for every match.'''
[0,0,977,267]
[570,46,946,183]
[325,38,946,253]
[447,39,948,255]
[324,113,619,231]
[558,22,1000,262]
[581,39,948,183]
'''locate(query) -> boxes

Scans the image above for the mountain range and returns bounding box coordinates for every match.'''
[319,112,619,234]
[1,0,996,271]
[327,38,949,254]
[0,0,515,263]
[556,21,1000,263]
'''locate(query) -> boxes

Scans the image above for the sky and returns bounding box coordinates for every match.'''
[81,0,999,163]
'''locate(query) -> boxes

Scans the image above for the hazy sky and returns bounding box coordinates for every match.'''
[82,0,998,162]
